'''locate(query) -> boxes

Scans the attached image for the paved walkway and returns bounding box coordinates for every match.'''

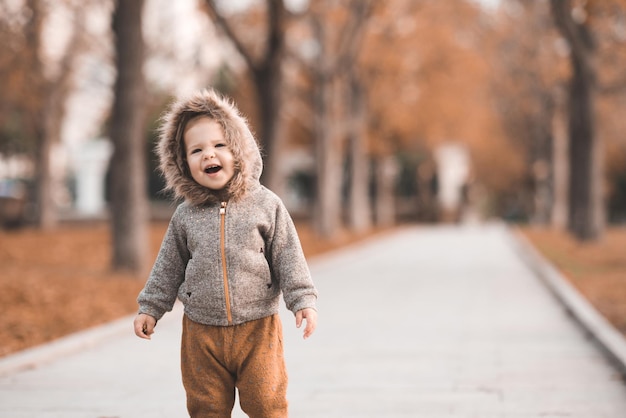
[1,224,626,417]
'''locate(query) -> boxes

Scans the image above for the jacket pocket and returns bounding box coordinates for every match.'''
[232,252,277,306]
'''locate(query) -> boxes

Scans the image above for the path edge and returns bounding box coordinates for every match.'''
[0,302,183,377]
[0,313,135,377]
[508,226,626,378]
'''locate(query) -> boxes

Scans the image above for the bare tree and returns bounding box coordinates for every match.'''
[203,0,288,192]
[309,38,342,238]
[307,0,373,238]
[550,0,603,240]
[109,0,149,273]
[0,0,88,229]
[489,0,562,226]
[22,0,51,228]
[344,1,374,233]
[551,85,569,230]
[346,74,371,232]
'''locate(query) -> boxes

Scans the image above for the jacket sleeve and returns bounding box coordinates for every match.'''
[137,207,189,321]
[268,199,318,314]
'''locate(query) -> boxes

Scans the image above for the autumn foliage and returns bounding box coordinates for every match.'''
[1,0,626,233]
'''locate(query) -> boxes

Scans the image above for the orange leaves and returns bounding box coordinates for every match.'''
[362,0,525,189]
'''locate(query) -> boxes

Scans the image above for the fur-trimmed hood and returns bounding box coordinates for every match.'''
[157,89,263,206]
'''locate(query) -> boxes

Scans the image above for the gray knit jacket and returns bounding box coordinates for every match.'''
[137,89,317,326]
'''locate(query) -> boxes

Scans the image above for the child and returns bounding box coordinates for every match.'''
[133,88,318,418]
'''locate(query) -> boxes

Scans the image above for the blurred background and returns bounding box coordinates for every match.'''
[0,0,626,355]
[1,0,626,354]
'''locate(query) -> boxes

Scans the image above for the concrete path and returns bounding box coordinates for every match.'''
[1,224,626,417]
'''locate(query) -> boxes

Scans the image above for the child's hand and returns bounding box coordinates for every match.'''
[295,308,317,339]
[133,313,157,340]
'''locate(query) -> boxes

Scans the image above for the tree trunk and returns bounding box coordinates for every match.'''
[551,86,568,229]
[529,96,554,226]
[374,155,397,227]
[567,55,602,240]
[313,75,343,239]
[308,0,373,239]
[19,0,85,229]
[33,121,55,229]
[37,40,79,229]
[254,65,284,194]
[202,0,287,195]
[550,0,603,241]
[109,0,149,273]
[416,160,438,222]
[347,76,371,232]
[23,0,55,229]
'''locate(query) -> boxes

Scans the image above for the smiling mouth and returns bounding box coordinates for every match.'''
[204,165,222,174]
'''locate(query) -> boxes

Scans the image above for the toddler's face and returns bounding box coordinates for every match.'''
[184,117,235,191]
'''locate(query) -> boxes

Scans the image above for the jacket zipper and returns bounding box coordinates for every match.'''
[220,201,233,325]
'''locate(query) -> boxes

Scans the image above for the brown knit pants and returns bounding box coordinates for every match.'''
[181,314,288,418]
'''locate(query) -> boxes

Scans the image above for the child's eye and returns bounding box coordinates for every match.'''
[190,148,202,154]
[215,143,226,148]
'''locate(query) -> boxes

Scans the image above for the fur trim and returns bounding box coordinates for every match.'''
[157,89,263,206]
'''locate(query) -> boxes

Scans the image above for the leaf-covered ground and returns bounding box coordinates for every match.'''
[521,226,626,336]
[0,221,385,357]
